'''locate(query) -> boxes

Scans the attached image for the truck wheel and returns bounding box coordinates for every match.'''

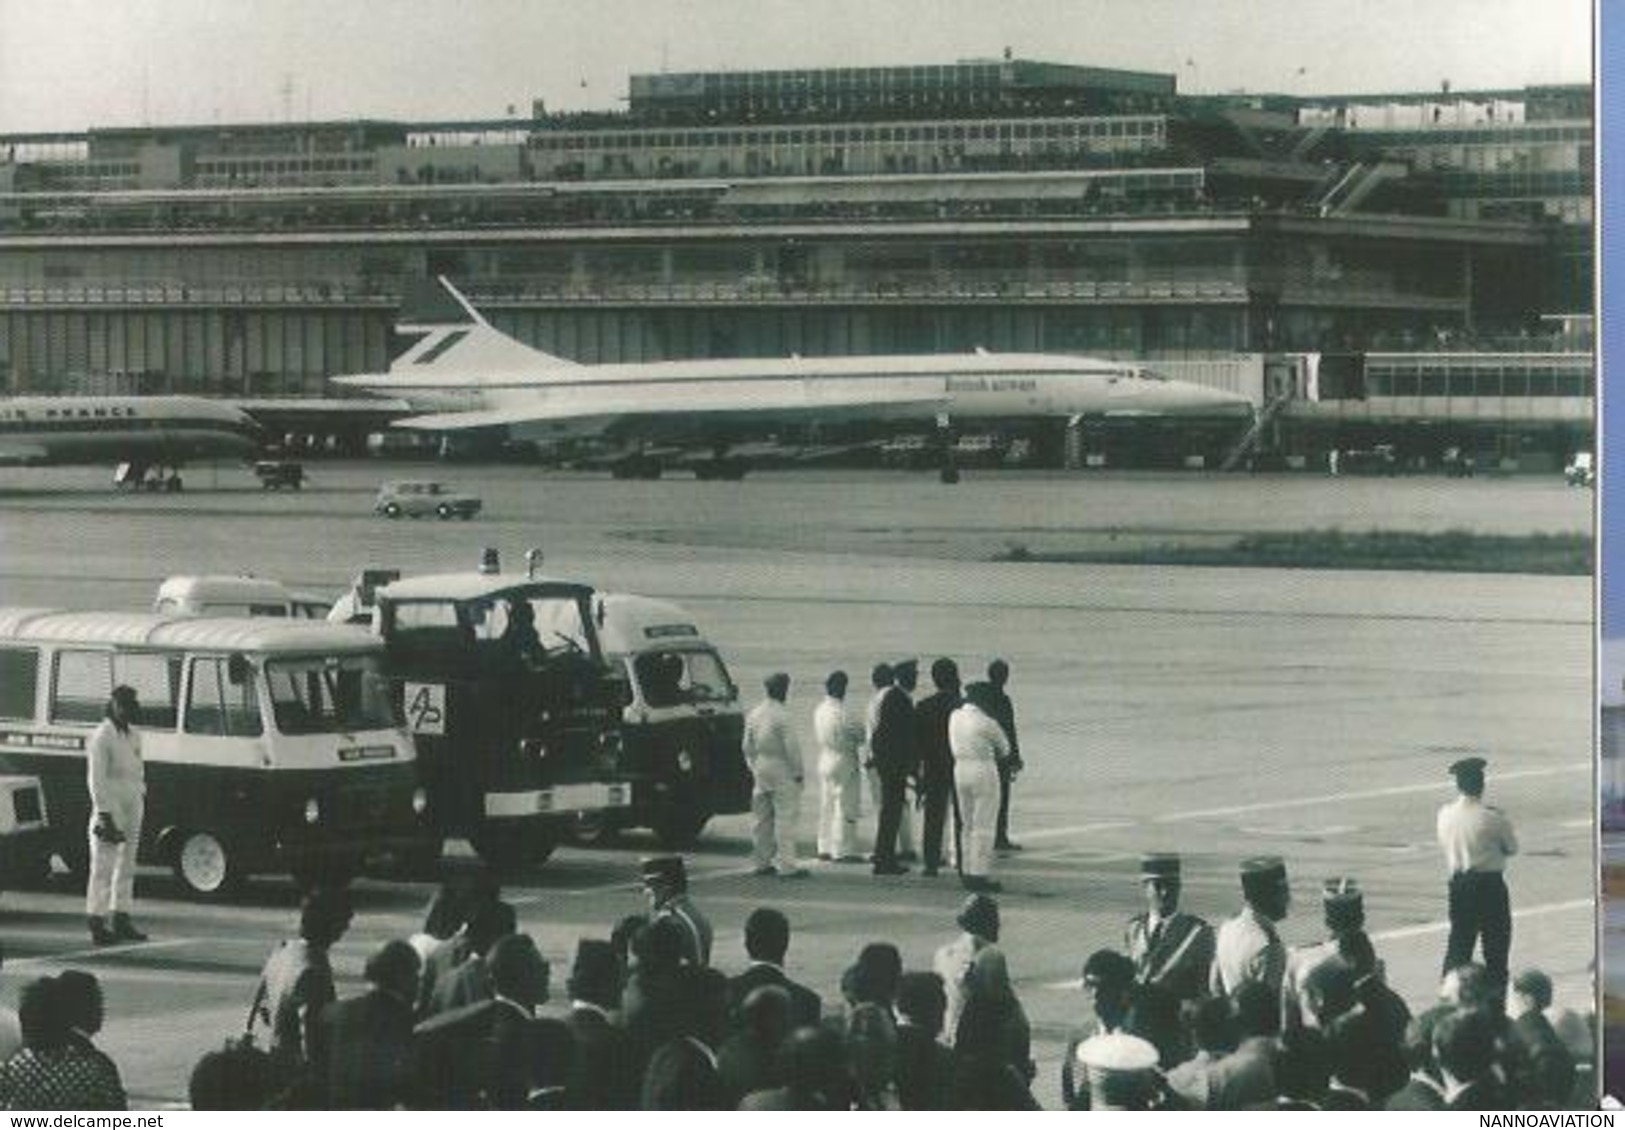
[564,813,618,847]
[470,828,558,873]
[8,850,53,890]
[436,504,454,520]
[383,502,402,519]
[653,806,710,849]
[173,830,244,900]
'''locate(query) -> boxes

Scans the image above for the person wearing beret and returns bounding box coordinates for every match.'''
[1436,757,1518,994]
[1282,877,1365,1031]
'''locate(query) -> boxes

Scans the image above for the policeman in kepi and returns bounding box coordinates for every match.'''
[87,685,148,946]
[1124,853,1214,1006]
[641,854,713,967]
[1437,756,1518,994]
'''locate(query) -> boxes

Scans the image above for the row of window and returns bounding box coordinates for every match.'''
[0,647,390,737]
[529,116,1164,151]
[1363,366,1592,398]
[194,158,375,175]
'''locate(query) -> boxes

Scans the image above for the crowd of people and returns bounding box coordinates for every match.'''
[0,842,1594,1111]
[0,679,1588,1111]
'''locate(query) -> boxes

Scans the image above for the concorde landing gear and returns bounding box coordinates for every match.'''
[936,413,960,484]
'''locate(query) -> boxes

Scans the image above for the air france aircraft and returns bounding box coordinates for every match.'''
[333,277,1252,478]
[0,395,260,489]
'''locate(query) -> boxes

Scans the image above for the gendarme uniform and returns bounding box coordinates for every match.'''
[1282,878,1363,1030]
[642,855,713,967]
[1209,856,1289,1000]
[1437,756,1517,988]
[86,712,145,924]
[1124,853,1215,1004]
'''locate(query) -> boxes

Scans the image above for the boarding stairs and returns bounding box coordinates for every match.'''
[1219,392,1293,472]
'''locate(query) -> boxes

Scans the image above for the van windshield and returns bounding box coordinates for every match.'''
[266,655,397,735]
[632,648,736,708]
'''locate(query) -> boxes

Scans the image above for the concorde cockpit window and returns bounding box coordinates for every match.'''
[266,655,396,735]
[632,648,737,708]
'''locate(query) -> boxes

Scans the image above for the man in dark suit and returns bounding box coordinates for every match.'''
[413,933,566,1109]
[870,659,919,875]
[315,939,420,1109]
[716,984,789,1106]
[726,907,821,1030]
[422,899,517,1018]
[984,658,1023,851]
[1433,1007,1507,1111]
[1384,1009,1448,1111]
[913,659,961,877]
[564,939,635,1110]
[894,972,954,1110]
[1507,969,1576,1107]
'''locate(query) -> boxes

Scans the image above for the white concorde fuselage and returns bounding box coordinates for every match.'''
[340,352,1249,422]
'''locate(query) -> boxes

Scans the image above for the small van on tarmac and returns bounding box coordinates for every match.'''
[154,575,332,620]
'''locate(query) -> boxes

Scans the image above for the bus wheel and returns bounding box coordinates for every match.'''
[173,831,243,900]
[470,828,557,873]
[653,806,710,849]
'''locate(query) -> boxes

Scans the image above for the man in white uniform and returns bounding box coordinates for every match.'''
[86,685,148,945]
[947,681,1009,893]
[742,672,808,878]
[812,670,866,862]
[1437,756,1518,995]
[1210,856,1291,999]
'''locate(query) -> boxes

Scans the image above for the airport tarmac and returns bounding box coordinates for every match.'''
[0,463,1595,1107]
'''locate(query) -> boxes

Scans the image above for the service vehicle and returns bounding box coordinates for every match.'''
[1565,451,1595,488]
[0,608,430,898]
[154,574,332,620]
[374,480,482,520]
[591,593,750,846]
[252,460,305,490]
[368,551,631,870]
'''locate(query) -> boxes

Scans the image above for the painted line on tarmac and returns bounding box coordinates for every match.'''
[1153,763,1586,823]
[1018,820,1138,843]
[1014,763,1584,847]
[1368,898,1592,943]
[533,863,763,900]
[9,937,198,969]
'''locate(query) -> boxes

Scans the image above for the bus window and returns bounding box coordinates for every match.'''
[0,648,37,721]
[266,656,395,735]
[185,656,264,737]
[116,653,180,730]
[51,650,113,724]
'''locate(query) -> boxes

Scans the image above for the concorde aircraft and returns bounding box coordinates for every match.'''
[332,277,1252,478]
[0,395,261,489]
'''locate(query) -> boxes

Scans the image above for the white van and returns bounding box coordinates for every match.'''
[154,575,333,620]
[592,593,751,846]
[0,608,430,897]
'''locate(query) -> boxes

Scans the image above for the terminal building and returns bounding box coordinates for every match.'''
[0,57,1592,468]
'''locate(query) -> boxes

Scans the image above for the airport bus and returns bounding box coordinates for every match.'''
[592,593,750,846]
[0,608,430,898]
[369,557,633,871]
